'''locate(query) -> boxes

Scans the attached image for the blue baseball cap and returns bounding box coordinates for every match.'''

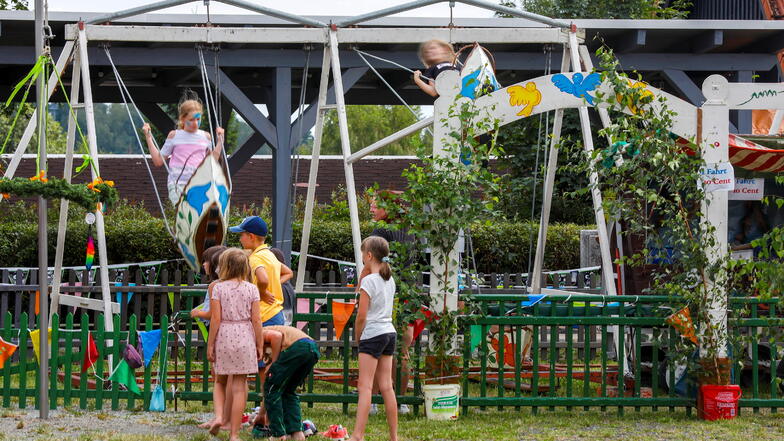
[229,216,268,237]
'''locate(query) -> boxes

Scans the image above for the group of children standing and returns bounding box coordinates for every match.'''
[191,219,400,441]
[150,38,460,441]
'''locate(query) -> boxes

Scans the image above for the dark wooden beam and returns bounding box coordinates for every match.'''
[692,30,723,54]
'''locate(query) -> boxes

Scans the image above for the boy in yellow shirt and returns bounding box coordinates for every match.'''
[229,216,293,326]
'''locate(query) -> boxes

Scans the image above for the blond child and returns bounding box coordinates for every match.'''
[206,249,264,441]
[413,39,458,97]
[142,98,224,204]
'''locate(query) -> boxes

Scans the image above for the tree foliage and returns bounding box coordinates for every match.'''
[318,105,428,156]
[0,0,27,10]
[500,0,691,19]
[1,104,69,157]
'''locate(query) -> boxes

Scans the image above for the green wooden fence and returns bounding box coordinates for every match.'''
[1,292,782,415]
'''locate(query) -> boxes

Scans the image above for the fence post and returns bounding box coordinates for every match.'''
[2,311,13,407]
[49,314,59,410]
[79,313,89,409]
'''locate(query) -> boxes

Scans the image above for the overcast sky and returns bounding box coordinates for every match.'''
[42,1,495,18]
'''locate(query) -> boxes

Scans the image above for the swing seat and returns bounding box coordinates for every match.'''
[174,155,231,271]
[458,43,502,100]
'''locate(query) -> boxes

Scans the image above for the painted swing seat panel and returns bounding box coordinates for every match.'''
[175,155,230,271]
[466,71,698,140]
[459,45,501,101]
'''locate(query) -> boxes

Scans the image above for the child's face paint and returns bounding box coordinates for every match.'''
[183,111,202,131]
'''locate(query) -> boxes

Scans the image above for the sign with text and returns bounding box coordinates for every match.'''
[700,162,735,192]
[729,178,764,200]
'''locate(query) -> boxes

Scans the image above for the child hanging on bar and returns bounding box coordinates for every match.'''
[413,39,457,97]
[142,96,224,205]
[261,325,321,441]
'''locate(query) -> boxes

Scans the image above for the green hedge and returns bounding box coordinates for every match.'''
[0,203,589,272]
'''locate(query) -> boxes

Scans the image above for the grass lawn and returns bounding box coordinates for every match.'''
[3,404,784,441]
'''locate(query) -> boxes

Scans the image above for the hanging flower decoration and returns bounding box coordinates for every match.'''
[87,177,114,193]
[0,174,119,210]
[30,170,48,183]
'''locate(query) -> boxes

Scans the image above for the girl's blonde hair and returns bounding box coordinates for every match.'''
[177,99,203,129]
[361,236,392,281]
[418,39,455,67]
[217,248,252,282]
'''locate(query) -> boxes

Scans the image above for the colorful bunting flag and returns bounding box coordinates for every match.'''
[115,283,136,305]
[0,337,18,369]
[110,359,141,395]
[331,301,355,340]
[29,328,51,363]
[138,329,162,368]
[81,332,99,373]
[666,306,698,345]
[85,235,95,271]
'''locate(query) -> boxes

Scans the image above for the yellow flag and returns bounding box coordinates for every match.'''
[29,328,52,363]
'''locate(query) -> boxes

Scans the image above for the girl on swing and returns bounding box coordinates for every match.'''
[142,97,224,205]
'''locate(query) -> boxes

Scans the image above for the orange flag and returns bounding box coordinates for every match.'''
[0,337,17,369]
[332,301,355,340]
[666,306,698,345]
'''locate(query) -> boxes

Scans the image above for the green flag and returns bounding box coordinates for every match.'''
[110,359,141,395]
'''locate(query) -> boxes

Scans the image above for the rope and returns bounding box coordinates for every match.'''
[525,45,553,286]
[197,45,232,191]
[353,49,433,82]
[284,47,312,250]
[103,47,176,239]
[353,49,432,137]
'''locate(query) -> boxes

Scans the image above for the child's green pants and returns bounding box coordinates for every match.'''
[264,338,320,437]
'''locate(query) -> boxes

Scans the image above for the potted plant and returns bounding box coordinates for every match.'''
[575,47,752,416]
[379,96,501,419]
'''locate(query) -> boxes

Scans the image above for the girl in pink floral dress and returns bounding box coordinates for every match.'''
[207,248,264,441]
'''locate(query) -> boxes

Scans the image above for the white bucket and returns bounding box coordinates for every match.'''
[423,384,460,420]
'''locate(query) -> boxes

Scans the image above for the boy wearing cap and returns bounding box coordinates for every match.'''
[229,216,293,327]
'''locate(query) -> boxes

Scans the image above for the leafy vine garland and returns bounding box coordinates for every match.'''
[0,172,118,210]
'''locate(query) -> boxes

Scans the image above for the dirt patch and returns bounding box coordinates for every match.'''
[0,409,211,440]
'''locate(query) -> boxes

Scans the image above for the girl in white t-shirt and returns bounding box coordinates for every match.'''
[348,236,398,441]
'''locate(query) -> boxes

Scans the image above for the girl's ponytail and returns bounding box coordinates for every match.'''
[379,256,392,281]
[361,236,392,281]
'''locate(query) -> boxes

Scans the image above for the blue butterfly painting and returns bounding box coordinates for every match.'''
[551,72,602,105]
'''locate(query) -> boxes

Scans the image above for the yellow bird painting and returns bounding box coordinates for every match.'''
[507,82,542,117]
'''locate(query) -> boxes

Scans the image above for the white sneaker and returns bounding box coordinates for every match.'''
[369,403,379,415]
[398,404,410,415]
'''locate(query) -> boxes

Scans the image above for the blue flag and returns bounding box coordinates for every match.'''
[138,329,162,368]
[115,282,136,305]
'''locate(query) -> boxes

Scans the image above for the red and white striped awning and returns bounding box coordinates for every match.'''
[728,134,784,174]
[677,134,784,174]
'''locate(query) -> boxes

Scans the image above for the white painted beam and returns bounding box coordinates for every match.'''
[66,24,580,45]
[346,117,433,164]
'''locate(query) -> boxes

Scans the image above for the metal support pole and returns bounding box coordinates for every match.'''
[429,69,462,314]
[328,30,364,275]
[530,47,570,294]
[217,0,327,27]
[568,32,616,296]
[272,67,293,262]
[87,0,194,24]
[699,75,731,360]
[49,49,82,321]
[295,47,331,292]
[77,23,115,354]
[35,0,49,419]
[336,0,570,29]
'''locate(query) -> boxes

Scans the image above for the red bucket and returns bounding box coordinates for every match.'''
[698,385,741,421]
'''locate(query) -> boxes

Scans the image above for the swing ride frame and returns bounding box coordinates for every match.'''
[4,0,784,417]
